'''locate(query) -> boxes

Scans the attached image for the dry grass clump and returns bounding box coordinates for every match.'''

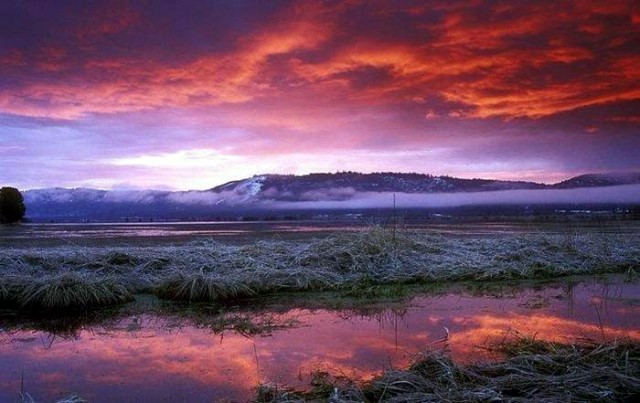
[18,272,132,309]
[154,270,257,301]
[295,226,409,273]
[2,226,639,308]
[258,338,640,402]
[165,306,300,337]
[0,275,24,304]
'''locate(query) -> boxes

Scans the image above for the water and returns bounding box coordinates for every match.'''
[1,276,637,402]
[2,220,638,247]
[0,221,361,247]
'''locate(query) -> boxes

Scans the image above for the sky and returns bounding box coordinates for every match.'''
[0,0,638,191]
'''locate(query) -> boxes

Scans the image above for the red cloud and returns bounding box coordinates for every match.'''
[74,0,140,40]
[0,0,637,121]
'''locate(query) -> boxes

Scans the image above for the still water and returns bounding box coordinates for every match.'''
[1,276,637,402]
[2,220,639,247]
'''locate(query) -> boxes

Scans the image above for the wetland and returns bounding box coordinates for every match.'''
[1,221,639,401]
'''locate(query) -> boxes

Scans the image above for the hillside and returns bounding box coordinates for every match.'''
[20,171,640,221]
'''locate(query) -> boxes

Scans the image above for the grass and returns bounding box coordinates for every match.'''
[1,226,639,309]
[154,270,257,301]
[0,298,299,341]
[179,309,300,337]
[19,272,132,309]
[257,337,640,402]
[0,304,125,338]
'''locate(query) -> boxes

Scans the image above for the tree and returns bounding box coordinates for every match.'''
[0,187,26,224]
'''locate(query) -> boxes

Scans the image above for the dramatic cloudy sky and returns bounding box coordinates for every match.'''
[1,0,638,190]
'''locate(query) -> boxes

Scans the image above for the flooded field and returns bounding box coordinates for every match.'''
[1,221,638,400]
[1,275,637,402]
[2,220,639,247]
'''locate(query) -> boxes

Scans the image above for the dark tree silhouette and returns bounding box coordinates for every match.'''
[0,187,26,224]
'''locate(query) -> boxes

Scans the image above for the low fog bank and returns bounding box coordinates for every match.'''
[23,184,640,209]
[264,184,640,210]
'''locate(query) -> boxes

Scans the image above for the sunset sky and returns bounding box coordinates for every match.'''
[1,0,638,190]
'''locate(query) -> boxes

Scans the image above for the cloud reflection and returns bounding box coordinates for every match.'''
[0,278,637,400]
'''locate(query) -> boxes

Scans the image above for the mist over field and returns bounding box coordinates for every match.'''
[265,185,640,210]
[20,173,640,221]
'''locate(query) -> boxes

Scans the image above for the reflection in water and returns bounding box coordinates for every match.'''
[0,277,638,402]
[2,221,362,240]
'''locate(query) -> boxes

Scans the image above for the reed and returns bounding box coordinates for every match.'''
[257,337,640,402]
[18,272,132,309]
[154,270,256,301]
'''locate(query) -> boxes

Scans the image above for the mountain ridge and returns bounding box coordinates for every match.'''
[19,171,640,221]
[210,172,547,201]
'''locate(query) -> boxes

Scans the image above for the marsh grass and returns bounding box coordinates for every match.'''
[0,307,125,339]
[0,275,22,305]
[257,337,640,402]
[1,226,639,309]
[182,310,299,337]
[1,290,303,340]
[18,272,132,309]
[154,270,257,301]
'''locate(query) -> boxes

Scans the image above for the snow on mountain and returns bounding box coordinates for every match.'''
[210,172,545,200]
[234,175,266,201]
